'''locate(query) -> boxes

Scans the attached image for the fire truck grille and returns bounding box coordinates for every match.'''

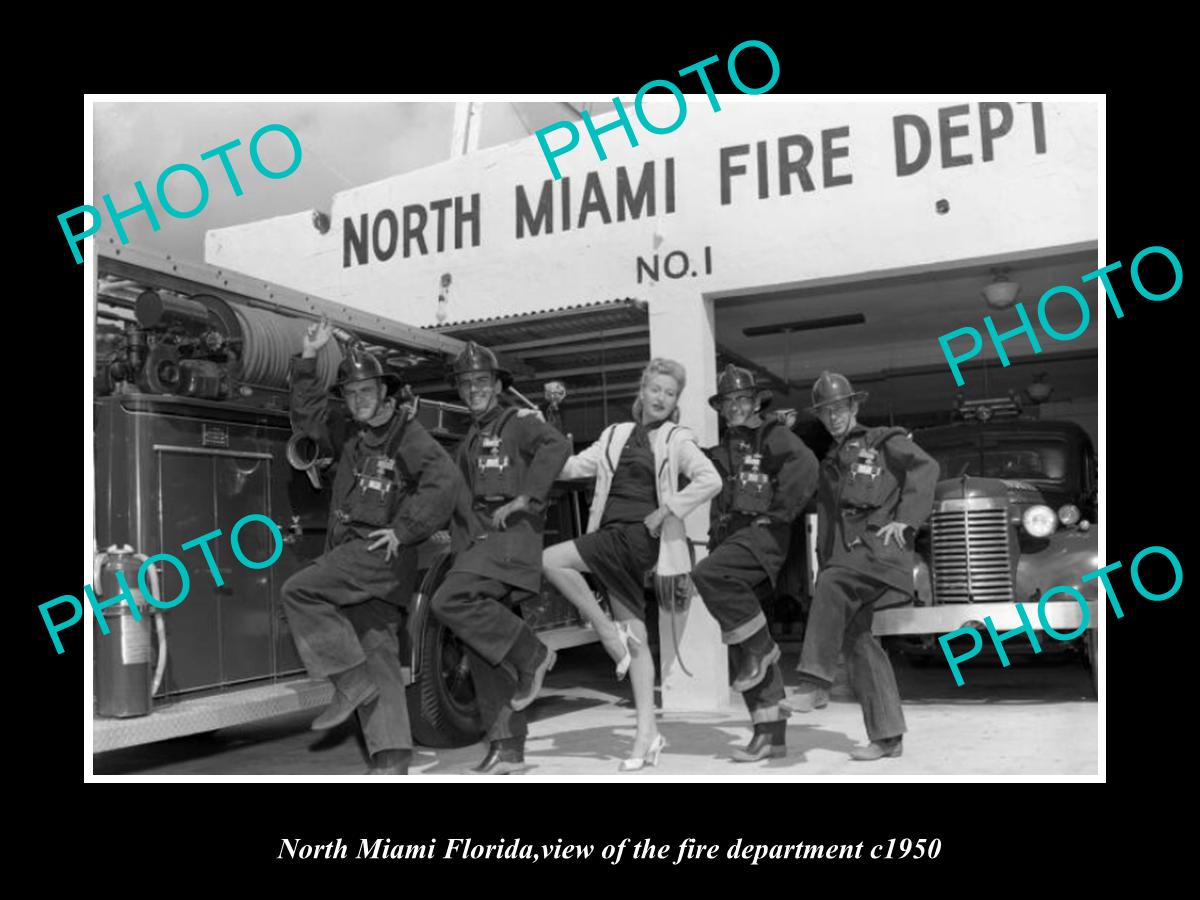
[930,508,1014,603]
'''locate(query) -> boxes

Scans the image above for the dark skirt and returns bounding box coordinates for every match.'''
[575,521,660,620]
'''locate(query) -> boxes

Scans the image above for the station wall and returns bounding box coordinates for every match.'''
[206,100,1098,331]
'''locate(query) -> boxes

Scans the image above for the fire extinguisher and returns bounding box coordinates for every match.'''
[93,545,169,718]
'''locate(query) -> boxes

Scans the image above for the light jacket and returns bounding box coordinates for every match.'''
[560,421,722,575]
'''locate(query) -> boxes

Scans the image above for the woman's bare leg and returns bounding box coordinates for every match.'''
[543,540,625,661]
[612,602,658,757]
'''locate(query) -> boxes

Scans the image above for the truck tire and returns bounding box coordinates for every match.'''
[405,555,485,749]
[407,615,484,748]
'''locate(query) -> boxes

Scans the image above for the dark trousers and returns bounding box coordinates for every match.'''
[733,644,786,717]
[280,540,416,754]
[692,539,782,716]
[430,572,533,741]
[797,566,907,742]
[691,539,771,645]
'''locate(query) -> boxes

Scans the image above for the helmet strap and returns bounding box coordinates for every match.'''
[365,397,397,428]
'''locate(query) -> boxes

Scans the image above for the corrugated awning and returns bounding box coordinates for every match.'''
[423,299,651,404]
[430,298,647,337]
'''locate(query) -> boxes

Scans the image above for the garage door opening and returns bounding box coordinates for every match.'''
[712,245,1100,456]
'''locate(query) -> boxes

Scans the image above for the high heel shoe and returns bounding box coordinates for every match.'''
[613,622,643,681]
[618,733,666,772]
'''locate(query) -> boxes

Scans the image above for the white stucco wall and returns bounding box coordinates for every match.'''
[206,100,1097,328]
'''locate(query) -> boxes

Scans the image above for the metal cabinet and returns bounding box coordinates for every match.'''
[96,395,313,698]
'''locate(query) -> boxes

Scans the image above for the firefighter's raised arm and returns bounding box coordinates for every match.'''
[289,317,349,456]
[302,317,335,358]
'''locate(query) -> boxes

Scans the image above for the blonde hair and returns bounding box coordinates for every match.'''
[631,358,687,424]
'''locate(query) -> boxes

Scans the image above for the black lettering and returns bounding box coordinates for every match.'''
[822,126,852,187]
[979,103,1013,162]
[756,140,769,198]
[664,250,688,278]
[402,204,428,258]
[665,157,675,214]
[938,104,972,168]
[561,176,571,232]
[344,213,369,267]
[778,135,815,195]
[577,172,612,228]
[515,182,553,239]
[636,254,659,283]
[372,210,398,261]
[720,144,750,205]
[455,193,480,248]
[429,198,452,251]
[894,115,931,177]
[1030,102,1047,154]
[616,162,655,222]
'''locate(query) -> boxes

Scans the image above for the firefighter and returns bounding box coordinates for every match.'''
[785,371,938,761]
[690,365,820,762]
[542,380,568,437]
[430,342,572,775]
[280,319,462,776]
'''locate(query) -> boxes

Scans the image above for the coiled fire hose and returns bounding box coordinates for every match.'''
[233,305,341,391]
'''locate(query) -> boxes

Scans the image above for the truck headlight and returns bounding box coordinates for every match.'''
[1058,504,1081,526]
[1022,504,1058,537]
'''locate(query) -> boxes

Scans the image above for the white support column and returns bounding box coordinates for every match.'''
[649,285,736,712]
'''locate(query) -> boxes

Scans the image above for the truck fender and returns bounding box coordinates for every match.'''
[1015,528,1099,603]
[406,549,456,678]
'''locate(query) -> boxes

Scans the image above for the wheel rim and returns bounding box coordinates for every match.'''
[438,625,477,716]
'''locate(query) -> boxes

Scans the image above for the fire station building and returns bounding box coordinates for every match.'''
[205,100,1100,710]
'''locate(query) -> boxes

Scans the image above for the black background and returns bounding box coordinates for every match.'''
[21,24,1186,887]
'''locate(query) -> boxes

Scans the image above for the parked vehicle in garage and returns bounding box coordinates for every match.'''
[874,397,1099,686]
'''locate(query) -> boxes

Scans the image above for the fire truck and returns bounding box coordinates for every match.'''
[866,396,1100,689]
[91,242,600,753]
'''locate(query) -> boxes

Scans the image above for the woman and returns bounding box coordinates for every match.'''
[542,359,721,771]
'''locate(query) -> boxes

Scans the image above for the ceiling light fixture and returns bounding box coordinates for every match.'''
[1026,372,1054,403]
[982,268,1021,309]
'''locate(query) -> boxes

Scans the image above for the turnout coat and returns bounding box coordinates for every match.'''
[817,422,939,593]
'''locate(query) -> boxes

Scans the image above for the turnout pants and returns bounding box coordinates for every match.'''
[797,566,907,742]
[691,539,785,717]
[430,572,536,741]
[280,540,417,754]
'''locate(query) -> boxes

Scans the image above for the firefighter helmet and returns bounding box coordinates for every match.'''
[708,364,773,412]
[334,346,402,394]
[448,341,513,389]
[808,370,868,411]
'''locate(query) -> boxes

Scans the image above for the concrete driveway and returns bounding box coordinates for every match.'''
[93,642,1098,778]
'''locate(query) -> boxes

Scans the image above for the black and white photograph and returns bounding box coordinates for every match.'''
[78,93,1105,780]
